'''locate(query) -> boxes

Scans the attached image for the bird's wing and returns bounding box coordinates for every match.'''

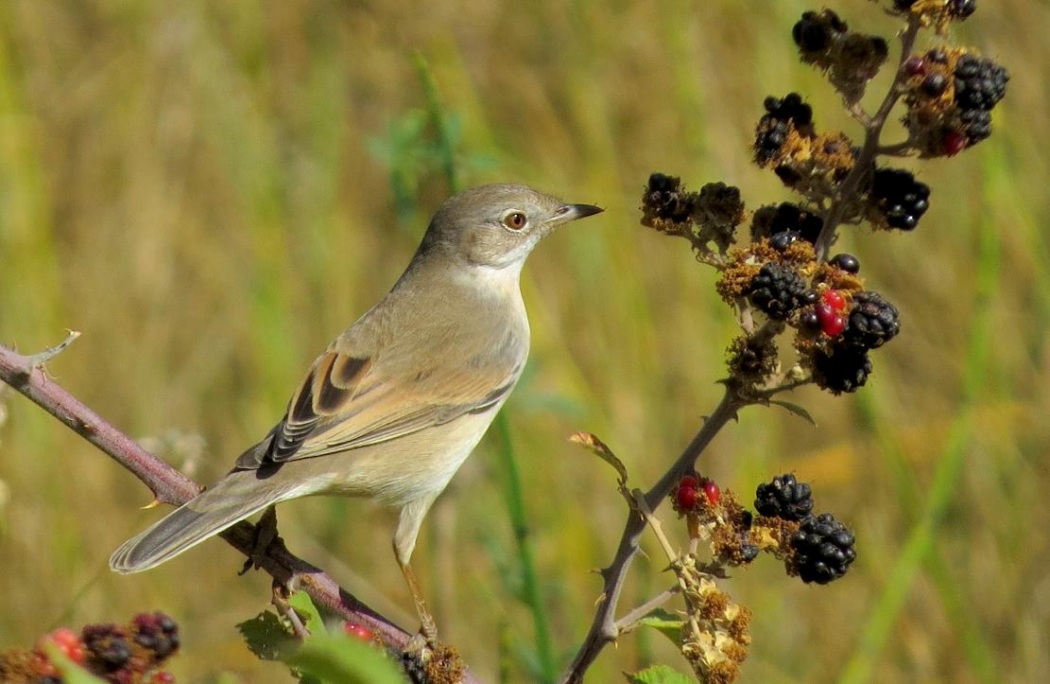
[235,326,524,470]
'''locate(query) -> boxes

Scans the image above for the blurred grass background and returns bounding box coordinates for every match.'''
[0,0,1047,682]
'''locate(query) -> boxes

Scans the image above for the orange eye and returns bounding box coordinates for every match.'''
[503,212,527,230]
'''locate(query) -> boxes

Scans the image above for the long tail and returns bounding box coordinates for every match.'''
[109,470,295,574]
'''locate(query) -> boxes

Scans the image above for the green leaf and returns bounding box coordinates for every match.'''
[638,609,685,645]
[769,399,817,426]
[286,634,405,684]
[237,610,296,661]
[289,591,327,636]
[625,663,696,683]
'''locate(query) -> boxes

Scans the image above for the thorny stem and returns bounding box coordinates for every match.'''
[561,23,929,681]
[560,383,746,683]
[813,15,923,261]
[0,339,482,683]
[613,587,682,634]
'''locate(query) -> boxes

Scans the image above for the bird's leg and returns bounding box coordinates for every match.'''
[397,553,438,643]
[394,496,440,645]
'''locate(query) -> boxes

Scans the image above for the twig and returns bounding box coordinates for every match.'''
[813,15,923,261]
[0,341,482,683]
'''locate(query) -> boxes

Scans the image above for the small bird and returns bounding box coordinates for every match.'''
[110,183,602,638]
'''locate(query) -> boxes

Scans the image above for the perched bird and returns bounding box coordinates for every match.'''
[110,183,602,638]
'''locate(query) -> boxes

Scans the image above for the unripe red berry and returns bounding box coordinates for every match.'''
[821,289,847,312]
[823,314,847,337]
[943,130,967,156]
[903,55,926,76]
[815,302,847,337]
[344,623,374,642]
[701,479,722,505]
[39,627,86,664]
[676,482,699,510]
[148,673,177,684]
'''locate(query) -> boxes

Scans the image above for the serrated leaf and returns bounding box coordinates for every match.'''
[286,634,405,684]
[638,609,686,645]
[289,591,327,635]
[769,399,817,426]
[625,663,696,683]
[237,610,296,661]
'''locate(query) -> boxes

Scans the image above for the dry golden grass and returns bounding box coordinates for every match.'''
[1,1,1048,682]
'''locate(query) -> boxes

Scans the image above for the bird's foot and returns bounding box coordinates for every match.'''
[239,506,283,575]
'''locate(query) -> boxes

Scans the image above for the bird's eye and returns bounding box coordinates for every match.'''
[502,211,527,231]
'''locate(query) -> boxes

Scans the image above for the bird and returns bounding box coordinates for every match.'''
[109,183,603,639]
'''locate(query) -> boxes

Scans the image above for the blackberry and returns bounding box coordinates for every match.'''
[812,346,872,394]
[845,291,900,350]
[642,173,694,225]
[790,513,857,584]
[755,93,813,163]
[792,10,847,53]
[755,474,814,522]
[828,253,860,274]
[763,93,813,127]
[747,263,808,320]
[752,203,823,244]
[872,168,930,230]
[82,624,132,671]
[892,0,916,8]
[959,108,993,144]
[954,54,1009,112]
[132,612,180,660]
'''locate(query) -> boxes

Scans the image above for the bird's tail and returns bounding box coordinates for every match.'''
[109,471,296,574]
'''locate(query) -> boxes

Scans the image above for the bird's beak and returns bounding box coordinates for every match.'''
[552,202,604,226]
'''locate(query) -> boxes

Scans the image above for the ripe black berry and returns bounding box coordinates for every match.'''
[769,230,801,251]
[845,291,901,350]
[790,513,857,584]
[959,108,993,144]
[954,54,1009,112]
[920,72,948,97]
[812,346,872,394]
[872,168,930,230]
[792,10,847,53]
[949,0,977,19]
[748,263,808,320]
[755,474,815,522]
[755,93,814,163]
[828,253,860,274]
[642,173,695,225]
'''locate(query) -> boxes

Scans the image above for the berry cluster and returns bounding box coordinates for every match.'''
[902,45,1009,156]
[640,174,746,255]
[754,93,813,165]
[891,0,978,26]
[0,613,179,683]
[673,473,722,515]
[753,475,856,584]
[870,168,931,231]
[750,203,824,244]
[792,9,888,101]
